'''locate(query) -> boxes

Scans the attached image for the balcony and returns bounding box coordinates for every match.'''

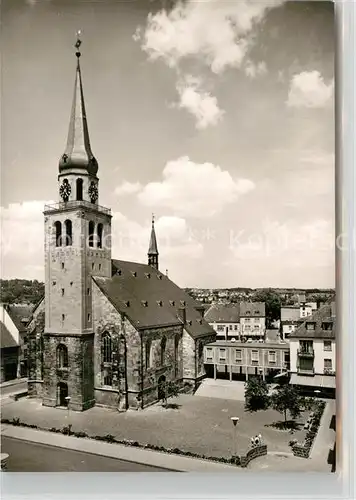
[324,368,335,376]
[297,366,315,375]
[44,200,111,216]
[297,349,314,358]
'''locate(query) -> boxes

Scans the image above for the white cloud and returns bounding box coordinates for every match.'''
[287,71,334,108]
[1,201,53,279]
[111,212,203,261]
[114,181,142,196]
[229,218,334,268]
[138,0,284,74]
[136,156,255,217]
[174,76,224,129]
[245,60,267,78]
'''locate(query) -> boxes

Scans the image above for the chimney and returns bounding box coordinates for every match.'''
[331,302,336,318]
[178,306,186,324]
[195,305,205,318]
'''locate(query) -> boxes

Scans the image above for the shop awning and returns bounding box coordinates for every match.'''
[290,373,336,389]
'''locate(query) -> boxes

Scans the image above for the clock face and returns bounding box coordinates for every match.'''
[88,181,98,203]
[59,179,71,202]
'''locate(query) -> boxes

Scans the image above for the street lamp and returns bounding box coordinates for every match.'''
[230,417,239,458]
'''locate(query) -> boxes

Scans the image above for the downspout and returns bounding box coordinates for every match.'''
[140,331,144,410]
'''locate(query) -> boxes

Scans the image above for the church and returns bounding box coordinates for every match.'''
[27,37,216,412]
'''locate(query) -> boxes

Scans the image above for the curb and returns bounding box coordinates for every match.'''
[1,425,240,473]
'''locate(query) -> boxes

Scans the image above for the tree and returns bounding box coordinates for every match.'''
[244,377,270,412]
[252,289,281,327]
[270,384,303,423]
[159,380,180,407]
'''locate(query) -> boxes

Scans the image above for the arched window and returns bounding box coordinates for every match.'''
[97,223,103,249]
[160,337,166,366]
[57,344,68,368]
[103,374,112,386]
[88,221,95,247]
[102,332,112,363]
[76,178,83,201]
[55,221,62,247]
[64,219,72,246]
[145,339,151,370]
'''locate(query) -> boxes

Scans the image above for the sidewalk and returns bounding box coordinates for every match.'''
[1,424,240,473]
[0,378,27,390]
[310,399,335,470]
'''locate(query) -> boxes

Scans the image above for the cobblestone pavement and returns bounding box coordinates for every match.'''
[1,394,309,458]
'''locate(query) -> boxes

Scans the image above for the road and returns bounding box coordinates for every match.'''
[1,436,172,472]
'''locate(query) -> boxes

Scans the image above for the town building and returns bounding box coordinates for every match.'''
[203,340,290,382]
[0,304,32,382]
[204,304,240,341]
[280,306,302,338]
[239,302,266,340]
[288,303,336,397]
[27,37,216,412]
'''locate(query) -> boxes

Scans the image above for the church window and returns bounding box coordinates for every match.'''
[92,263,95,271]
[61,262,65,269]
[55,221,62,247]
[57,344,68,368]
[61,288,65,296]
[160,337,166,366]
[103,374,112,386]
[97,223,103,249]
[145,339,152,370]
[174,334,180,377]
[64,219,72,246]
[102,332,112,363]
[99,264,102,271]
[62,314,65,321]
[76,178,83,201]
[88,313,91,322]
[88,221,95,247]
[87,288,90,295]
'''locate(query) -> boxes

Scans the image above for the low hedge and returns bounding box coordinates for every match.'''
[2,416,268,468]
[291,401,326,458]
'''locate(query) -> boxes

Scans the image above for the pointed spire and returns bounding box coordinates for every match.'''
[148,214,159,270]
[59,31,98,176]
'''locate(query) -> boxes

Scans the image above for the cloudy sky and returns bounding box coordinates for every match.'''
[1,0,335,289]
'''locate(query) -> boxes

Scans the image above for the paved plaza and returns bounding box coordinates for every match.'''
[2,393,309,458]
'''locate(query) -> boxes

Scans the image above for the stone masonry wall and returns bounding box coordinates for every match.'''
[42,333,95,411]
[141,325,183,408]
[27,299,45,398]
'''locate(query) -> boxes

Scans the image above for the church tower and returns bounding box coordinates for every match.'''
[148,215,159,270]
[42,33,112,410]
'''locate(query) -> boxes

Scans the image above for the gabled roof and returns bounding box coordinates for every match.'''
[204,303,240,323]
[288,304,336,340]
[0,321,19,348]
[239,301,265,317]
[92,260,215,338]
[6,305,34,333]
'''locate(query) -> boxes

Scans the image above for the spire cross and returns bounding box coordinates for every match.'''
[152,213,155,227]
[75,30,82,58]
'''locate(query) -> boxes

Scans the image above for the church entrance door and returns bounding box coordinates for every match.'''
[157,375,166,401]
[57,382,69,407]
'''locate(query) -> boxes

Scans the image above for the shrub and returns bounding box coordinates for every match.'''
[12,417,21,426]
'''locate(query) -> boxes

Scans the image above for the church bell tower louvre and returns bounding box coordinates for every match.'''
[41,33,112,411]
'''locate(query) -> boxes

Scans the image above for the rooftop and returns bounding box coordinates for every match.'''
[288,303,336,340]
[239,301,265,317]
[207,340,289,349]
[92,259,215,338]
[204,303,240,323]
